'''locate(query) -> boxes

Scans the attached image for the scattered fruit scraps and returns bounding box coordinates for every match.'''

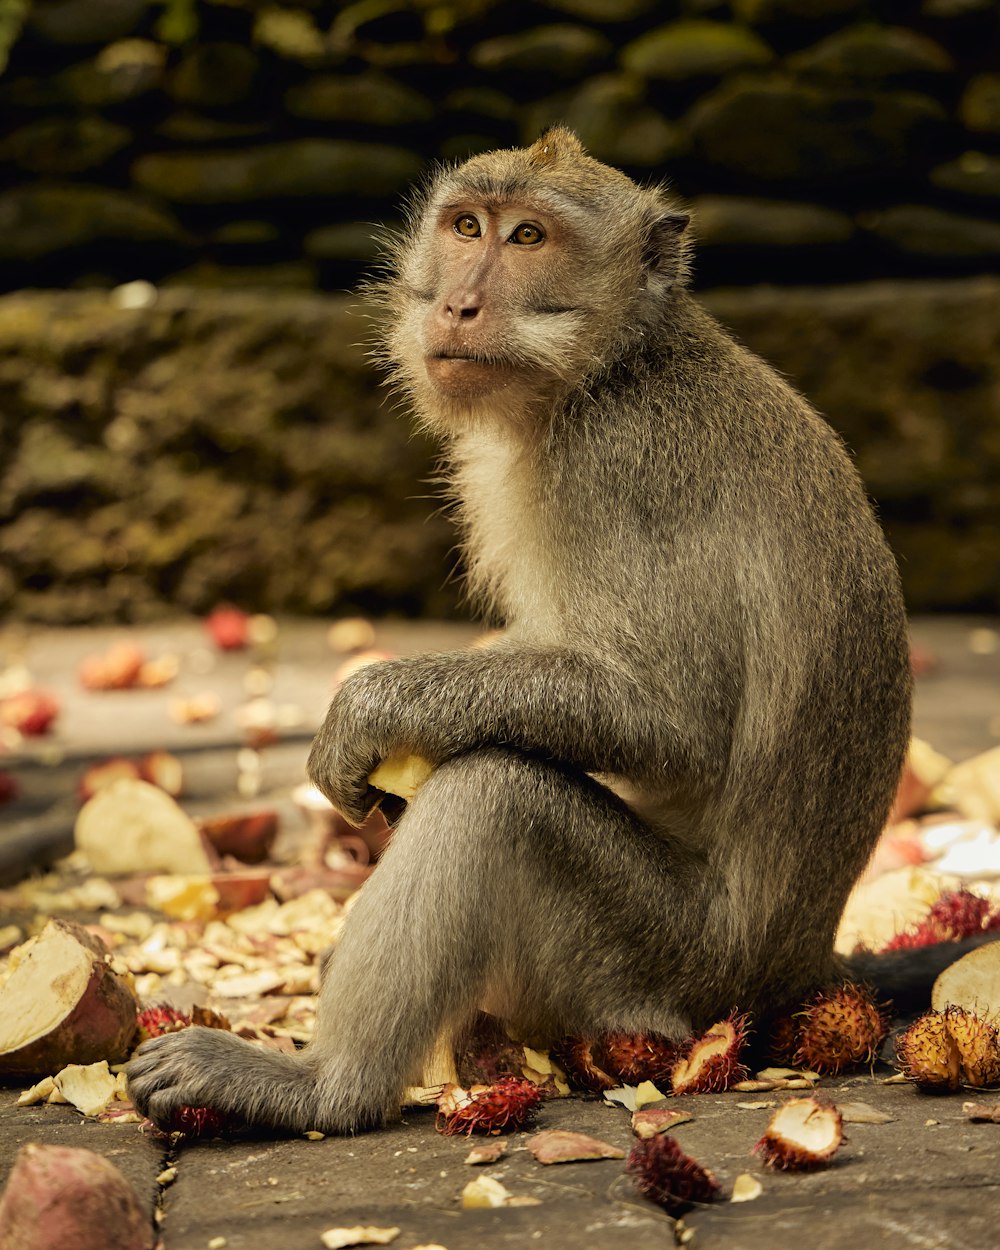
[752,1097,844,1170]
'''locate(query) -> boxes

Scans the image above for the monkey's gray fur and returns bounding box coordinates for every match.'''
[128,130,912,1134]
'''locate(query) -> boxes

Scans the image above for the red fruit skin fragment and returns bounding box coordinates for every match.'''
[626,1134,721,1213]
[436,1078,544,1136]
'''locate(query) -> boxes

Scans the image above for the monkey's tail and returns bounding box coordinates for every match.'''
[842,933,999,1013]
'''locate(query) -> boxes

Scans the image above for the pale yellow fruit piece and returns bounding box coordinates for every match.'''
[75,778,212,875]
[53,1061,117,1116]
[368,751,435,801]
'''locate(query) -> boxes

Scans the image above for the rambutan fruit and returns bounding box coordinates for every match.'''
[436,1078,544,1136]
[167,1104,227,1137]
[895,1007,1000,1090]
[671,1012,750,1095]
[626,1134,721,1213]
[602,1032,679,1085]
[551,1037,617,1093]
[752,1097,844,1171]
[895,1011,961,1090]
[766,1012,801,1065]
[456,1014,532,1087]
[881,889,1000,952]
[792,982,890,1075]
[943,1006,1000,1088]
[136,1005,192,1043]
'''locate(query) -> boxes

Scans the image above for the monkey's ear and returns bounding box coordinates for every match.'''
[642,211,691,275]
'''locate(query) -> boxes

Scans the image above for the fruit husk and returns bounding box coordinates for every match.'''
[671,1013,750,1094]
[0,919,138,1075]
[752,1096,844,1170]
[0,1143,152,1250]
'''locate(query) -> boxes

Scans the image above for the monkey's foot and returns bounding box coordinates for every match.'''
[127,1027,321,1134]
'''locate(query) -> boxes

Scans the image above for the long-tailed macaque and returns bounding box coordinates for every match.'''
[128,129,916,1133]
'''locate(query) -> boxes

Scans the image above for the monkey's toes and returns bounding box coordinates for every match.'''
[126,1028,236,1123]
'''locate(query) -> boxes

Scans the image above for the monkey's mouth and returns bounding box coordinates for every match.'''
[425,352,515,396]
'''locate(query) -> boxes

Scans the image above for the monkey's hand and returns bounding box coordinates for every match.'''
[307,658,429,824]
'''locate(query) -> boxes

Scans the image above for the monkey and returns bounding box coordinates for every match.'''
[128,127,919,1134]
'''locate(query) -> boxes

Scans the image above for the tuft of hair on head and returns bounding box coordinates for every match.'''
[527,126,586,167]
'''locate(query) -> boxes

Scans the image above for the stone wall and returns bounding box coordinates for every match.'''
[1,2,998,621]
[1,281,997,622]
[1,0,999,291]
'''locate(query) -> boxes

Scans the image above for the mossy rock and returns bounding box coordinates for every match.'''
[788,25,954,81]
[691,196,853,247]
[860,205,1000,259]
[285,72,433,125]
[170,43,259,109]
[961,74,1000,134]
[57,39,166,106]
[621,20,773,81]
[132,141,422,204]
[28,0,149,45]
[471,25,612,78]
[0,117,131,175]
[931,152,1000,200]
[732,0,866,21]
[687,80,945,184]
[524,75,684,168]
[539,0,659,19]
[0,184,183,262]
[304,221,395,262]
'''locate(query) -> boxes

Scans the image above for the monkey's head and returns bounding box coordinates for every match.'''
[374,128,691,433]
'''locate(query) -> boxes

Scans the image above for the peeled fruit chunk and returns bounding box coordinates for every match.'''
[0,1143,152,1250]
[0,920,138,1075]
[75,778,213,875]
[753,1097,844,1170]
[932,940,1000,1019]
[368,751,435,801]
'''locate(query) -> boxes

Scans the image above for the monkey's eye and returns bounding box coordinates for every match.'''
[509,223,544,246]
[454,215,482,238]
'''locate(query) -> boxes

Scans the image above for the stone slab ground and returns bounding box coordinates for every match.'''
[1,615,999,1249]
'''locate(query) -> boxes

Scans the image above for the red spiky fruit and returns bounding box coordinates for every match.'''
[895,1011,960,1090]
[1,689,59,735]
[551,1037,617,1092]
[602,1032,679,1085]
[752,1097,844,1170]
[767,1012,801,1065]
[792,982,890,1075]
[436,1078,543,1136]
[205,605,250,651]
[671,1012,750,1094]
[882,889,1000,951]
[626,1134,721,1213]
[0,771,20,804]
[167,1104,227,1137]
[943,1006,1000,1088]
[895,1007,1000,1090]
[136,1005,191,1043]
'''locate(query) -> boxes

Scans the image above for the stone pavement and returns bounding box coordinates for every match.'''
[1,615,999,1250]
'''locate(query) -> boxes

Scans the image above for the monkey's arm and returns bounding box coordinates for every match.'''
[307,644,730,824]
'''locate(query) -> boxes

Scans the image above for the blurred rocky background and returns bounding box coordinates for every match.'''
[0,0,998,621]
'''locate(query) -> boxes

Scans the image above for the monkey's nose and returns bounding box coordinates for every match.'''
[444,296,481,320]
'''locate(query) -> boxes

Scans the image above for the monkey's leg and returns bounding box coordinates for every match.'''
[129,748,694,1133]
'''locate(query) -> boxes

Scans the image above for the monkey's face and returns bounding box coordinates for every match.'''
[379,128,691,433]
